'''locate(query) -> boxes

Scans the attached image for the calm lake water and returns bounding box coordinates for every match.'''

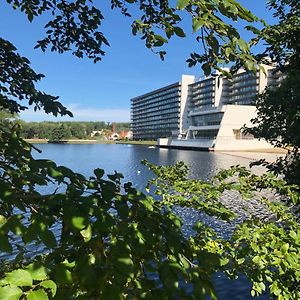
[34,143,255,187]
[31,144,267,299]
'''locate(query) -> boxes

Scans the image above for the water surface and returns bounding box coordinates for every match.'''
[29,144,267,299]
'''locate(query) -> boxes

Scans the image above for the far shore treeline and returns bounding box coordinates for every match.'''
[17,121,130,140]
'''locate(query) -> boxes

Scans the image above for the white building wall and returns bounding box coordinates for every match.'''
[214,105,273,150]
[258,64,273,93]
[179,75,195,132]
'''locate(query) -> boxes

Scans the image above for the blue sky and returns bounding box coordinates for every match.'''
[0,1,275,122]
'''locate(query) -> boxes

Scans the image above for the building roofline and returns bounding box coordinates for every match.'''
[131,82,180,101]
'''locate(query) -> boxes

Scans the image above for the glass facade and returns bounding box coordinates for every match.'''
[191,112,223,126]
[267,69,284,87]
[188,78,215,112]
[192,129,219,139]
[223,72,259,105]
[131,83,181,140]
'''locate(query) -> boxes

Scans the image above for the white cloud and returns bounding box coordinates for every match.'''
[20,104,130,122]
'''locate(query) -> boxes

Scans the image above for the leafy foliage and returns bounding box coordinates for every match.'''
[113,0,260,75]
[0,125,229,299]
[18,121,130,140]
[6,0,109,62]
[246,73,300,183]
[1,0,300,299]
[142,160,300,299]
[4,0,263,76]
[245,0,300,184]
[0,38,72,118]
[258,0,300,71]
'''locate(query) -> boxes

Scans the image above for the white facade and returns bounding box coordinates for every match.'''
[179,75,196,132]
[158,65,281,151]
[158,105,273,151]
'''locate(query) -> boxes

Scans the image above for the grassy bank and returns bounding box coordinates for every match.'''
[116,140,157,146]
[24,139,115,144]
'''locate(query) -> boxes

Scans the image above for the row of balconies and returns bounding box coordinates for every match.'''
[132,115,180,125]
[132,86,181,105]
[132,104,179,113]
[132,95,180,110]
[132,107,179,119]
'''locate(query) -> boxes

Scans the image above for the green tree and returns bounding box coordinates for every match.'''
[245,0,300,184]
[247,73,300,183]
[0,1,299,300]
[50,124,71,141]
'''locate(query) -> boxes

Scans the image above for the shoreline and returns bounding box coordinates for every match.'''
[220,151,286,163]
[24,139,288,163]
[24,139,115,144]
[115,140,157,146]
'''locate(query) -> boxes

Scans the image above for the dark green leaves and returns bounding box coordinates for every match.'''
[1,1,300,300]
[0,38,72,117]
[174,27,186,37]
[94,168,104,179]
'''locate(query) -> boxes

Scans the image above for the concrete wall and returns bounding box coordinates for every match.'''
[258,64,274,93]
[214,105,273,150]
[180,75,195,132]
[214,76,224,107]
[217,105,255,138]
[157,137,215,149]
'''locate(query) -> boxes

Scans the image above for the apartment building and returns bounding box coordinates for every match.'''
[131,75,195,140]
[158,65,283,150]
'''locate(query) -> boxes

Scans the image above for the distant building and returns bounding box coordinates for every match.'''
[90,130,104,137]
[131,75,195,140]
[119,130,132,140]
[109,132,119,140]
[158,65,283,150]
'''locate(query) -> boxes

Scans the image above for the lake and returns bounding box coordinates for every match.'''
[32,144,267,299]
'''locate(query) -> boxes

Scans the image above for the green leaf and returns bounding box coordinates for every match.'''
[39,230,57,248]
[27,289,48,300]
[237,258,245,265]
[6,269,32,286]
[55,265,73,284]
[280,243,289,254]
[94,168,104,178]
[225,47,232,58]
[0,235,13,253]
[80,225,92,242]
[48,167,64,181]
[27,13,33,23]
[252,256,260,264]
[0,215,7,227]
[192,18,205,32]
[237,39,249,52]
[71,216,86,230]
[0,286,22,300]
[27,264,48,281]
[202,63,211,76]
[176,0,190,10]
[40,280,57,297]
[0,278,8,286]
[220,257,229,266]
[174,27,186,37]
